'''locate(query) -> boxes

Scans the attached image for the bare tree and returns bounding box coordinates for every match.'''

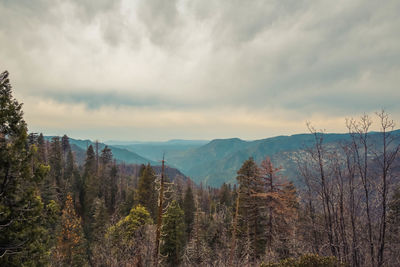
[375,111,400,267]
[348,115,375,266]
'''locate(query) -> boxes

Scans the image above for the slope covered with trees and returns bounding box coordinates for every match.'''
[44,136,156,166]
[143,131,400,187]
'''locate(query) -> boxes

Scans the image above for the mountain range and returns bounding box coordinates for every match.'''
[101,133,355,186]
[44,136,157,166]
[47,129,400,187]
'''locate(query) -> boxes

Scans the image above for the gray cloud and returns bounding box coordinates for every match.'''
[137,0,180,46]
[194,0,307,47]
[39,90,205,110]
[73,0,120,21]
[0,0,399,140]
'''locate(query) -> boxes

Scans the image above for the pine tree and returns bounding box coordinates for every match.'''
[258,157,298,259]
[236,157,265,263]
[100,145,112,166]
[183,186,196,238]
[176,180,184,208]
[82,145,98,241]
[219,183,232,207]
[61,134,70,158]
[84,145,96,179]
[99,146,117,212]
[107,204,152,244]
[49,136,63,189]
[28,132,38,145]
[36,135,55,205]
[55,194,88,266]
[0,71,51,265]
[136,164,157,221]
[37,133,47,163]
[161,200,186,266]
[59,136,73,204]
[107,163,118,213]
[73,169,84,217]
[106,205,153,265]
[120,188,135,216]
[64,148,74,184]
[83,145,97,200]
[91,197,108,244]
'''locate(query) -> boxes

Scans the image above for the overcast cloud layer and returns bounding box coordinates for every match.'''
[1,0,399,141]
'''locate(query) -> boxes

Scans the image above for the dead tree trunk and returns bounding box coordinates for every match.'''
[229,192,240,266]
[153,156,165,267]
[308,124,337,257]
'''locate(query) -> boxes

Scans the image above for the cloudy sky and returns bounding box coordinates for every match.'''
[1,0,399,141]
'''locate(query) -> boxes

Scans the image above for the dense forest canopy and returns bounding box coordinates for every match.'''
[1,70,400,266]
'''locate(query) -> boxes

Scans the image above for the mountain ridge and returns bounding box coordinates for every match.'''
[163,130,400,186]
[44,136,156,165]
[45,129,400,187]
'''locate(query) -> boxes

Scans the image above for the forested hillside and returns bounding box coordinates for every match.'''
[44,136,156,166]
[2,70,400,266]
[108,131,400,187]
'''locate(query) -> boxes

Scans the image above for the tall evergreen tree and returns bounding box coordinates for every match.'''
[100,145,112,167]
[106,205,153,266]
[64,148,74,183]
[136,164,157,221]
[27,132,39,147]
[73,169,85,217]
[107,163,118,213]
[99,146,117,212]
[183,186,196,238]
[91,197,108,244]
[55,194,88,266]
[175,179,184,208]
[108,204,152,245]
[161,200,186,266]
[37,133,47,163]
[219,183,232,207]
[82,145,98,241]
[0,71,50,265]
[61,134,70,158]
[40,137,60,204]
[49,136,63,188]
[84,145,96,179]
[236,157,265,263]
